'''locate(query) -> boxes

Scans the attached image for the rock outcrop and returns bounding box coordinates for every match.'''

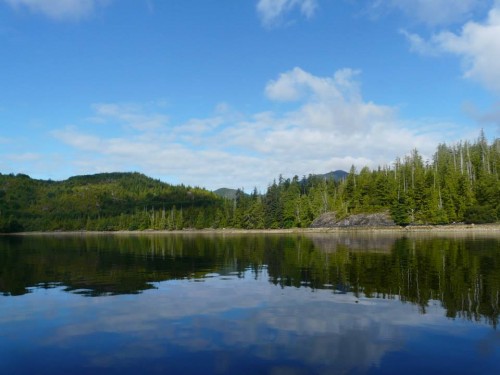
[310,212,395,228]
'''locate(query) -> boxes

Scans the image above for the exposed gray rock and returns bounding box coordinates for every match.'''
[310,212,338,228]
[310,212,395,228]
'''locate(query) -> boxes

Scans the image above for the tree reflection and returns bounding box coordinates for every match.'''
[0,233,498,326]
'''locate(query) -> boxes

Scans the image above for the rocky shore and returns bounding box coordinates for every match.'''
[310,212,395,228]
[5,222,500,236]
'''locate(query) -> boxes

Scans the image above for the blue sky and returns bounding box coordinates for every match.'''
[0,0,499,191]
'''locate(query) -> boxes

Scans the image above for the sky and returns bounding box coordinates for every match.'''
[0,0,499,191]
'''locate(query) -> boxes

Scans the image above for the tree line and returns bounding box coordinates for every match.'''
[0,132,498,232]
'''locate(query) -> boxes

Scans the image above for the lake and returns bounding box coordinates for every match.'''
[1,232,499,374]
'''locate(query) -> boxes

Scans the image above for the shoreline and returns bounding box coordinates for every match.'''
[4,223,500,236]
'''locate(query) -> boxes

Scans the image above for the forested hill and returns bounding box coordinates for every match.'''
[0,172,220,232]
[1,134,499,232]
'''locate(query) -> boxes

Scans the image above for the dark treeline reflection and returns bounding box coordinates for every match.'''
[1,234,499,326]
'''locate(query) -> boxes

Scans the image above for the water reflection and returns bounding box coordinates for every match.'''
[1,233,499,326]
[0,233,499,374]
[0,235,500,325]
[1,269,498,375]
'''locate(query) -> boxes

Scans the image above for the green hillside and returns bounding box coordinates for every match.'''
[0,172,222,232]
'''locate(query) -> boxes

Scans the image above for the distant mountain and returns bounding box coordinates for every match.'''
[213,188,239,199]
[213,170,348,199]
[315,170,349,181]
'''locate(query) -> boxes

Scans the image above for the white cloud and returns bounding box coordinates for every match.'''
[404,4,500,93]
[257,0,318,27]
[49,68,460,190]
[463,101,500,132]
[2,0,109,20]
[52,126,103,152]
[434,5,500,93]
[265,67,353,102]
[255,67,438,161]
[92,103,169,131]
[1,151,66,178]
[374,0,489,26]
[399,30,439,56]
[51,122,265,190]
[6,152,42,162]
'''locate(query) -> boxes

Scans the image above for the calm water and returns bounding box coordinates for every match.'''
[1,233,499,375]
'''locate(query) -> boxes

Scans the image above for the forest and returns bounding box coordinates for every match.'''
[0,133,499,232]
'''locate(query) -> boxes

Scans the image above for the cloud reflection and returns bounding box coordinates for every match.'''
[1,268,476,374]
